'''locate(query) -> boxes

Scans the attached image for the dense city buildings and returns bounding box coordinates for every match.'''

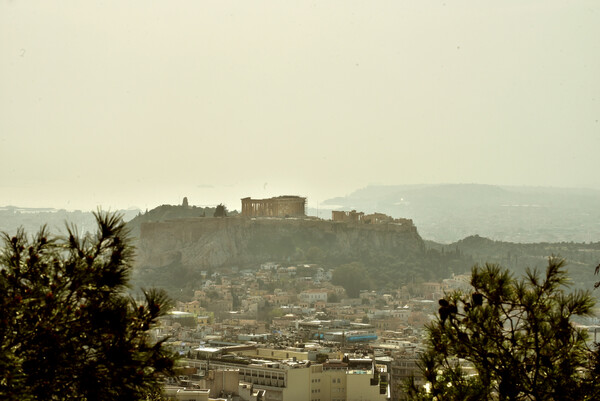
[151,257,446,400]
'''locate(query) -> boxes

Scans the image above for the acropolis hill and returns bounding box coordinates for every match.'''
[135,196,423,270]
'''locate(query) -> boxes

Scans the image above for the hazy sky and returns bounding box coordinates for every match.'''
[1,1,599,212]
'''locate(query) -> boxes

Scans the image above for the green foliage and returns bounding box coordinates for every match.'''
[213,204,227,217]
[268,308,284,320]
[205,289,221,300]
[328,292,340,303]
[332,262,373,298]
[306,246,326,262]
[0,212,175,401]
[446,236,600,291]
[408,257,600,401]
[257,301,278,323]
[316,353,328,364]
[132,262,203,302]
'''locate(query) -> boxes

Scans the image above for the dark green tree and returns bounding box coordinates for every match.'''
[315,353,328,364]
[0,212,175,401]
[213,204,227,217]
[328,292,340,303]
[407,257,599,401]
[332,262,372,298]
[306,246,326,262]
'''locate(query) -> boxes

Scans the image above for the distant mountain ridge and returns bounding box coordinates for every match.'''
[322,184,600,243]
[0,206,141,236]
[426,234,600,290]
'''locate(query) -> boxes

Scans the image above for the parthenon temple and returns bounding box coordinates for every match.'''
[241,196,306,217]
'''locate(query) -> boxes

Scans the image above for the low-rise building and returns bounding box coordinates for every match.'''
[183,358,387,401]
[299,290,328,304]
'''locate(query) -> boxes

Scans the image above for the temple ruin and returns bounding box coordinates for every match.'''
[332,210,364,222]
[241,196,306,217]
[332,210,413,225]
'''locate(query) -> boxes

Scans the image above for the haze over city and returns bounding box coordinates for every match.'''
[4,4,600,400]
[1,1,599,212]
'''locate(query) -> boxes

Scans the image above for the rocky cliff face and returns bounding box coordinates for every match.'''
[135,217,424,269]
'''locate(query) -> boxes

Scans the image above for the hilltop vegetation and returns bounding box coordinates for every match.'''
[126,203,237,238]
[427,235,600,291]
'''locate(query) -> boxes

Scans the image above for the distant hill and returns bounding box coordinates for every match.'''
[426,235,600,291]
[322,184,600,243]
[0,206,140,236]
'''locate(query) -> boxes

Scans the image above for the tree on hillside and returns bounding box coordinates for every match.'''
[332,262,373,298]
[0,212,175,401]
[406,257,600,401]
[306,246,326,262]
[213,203,227,217]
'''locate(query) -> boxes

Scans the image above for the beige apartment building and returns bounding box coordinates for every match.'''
[183,359,387,401]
